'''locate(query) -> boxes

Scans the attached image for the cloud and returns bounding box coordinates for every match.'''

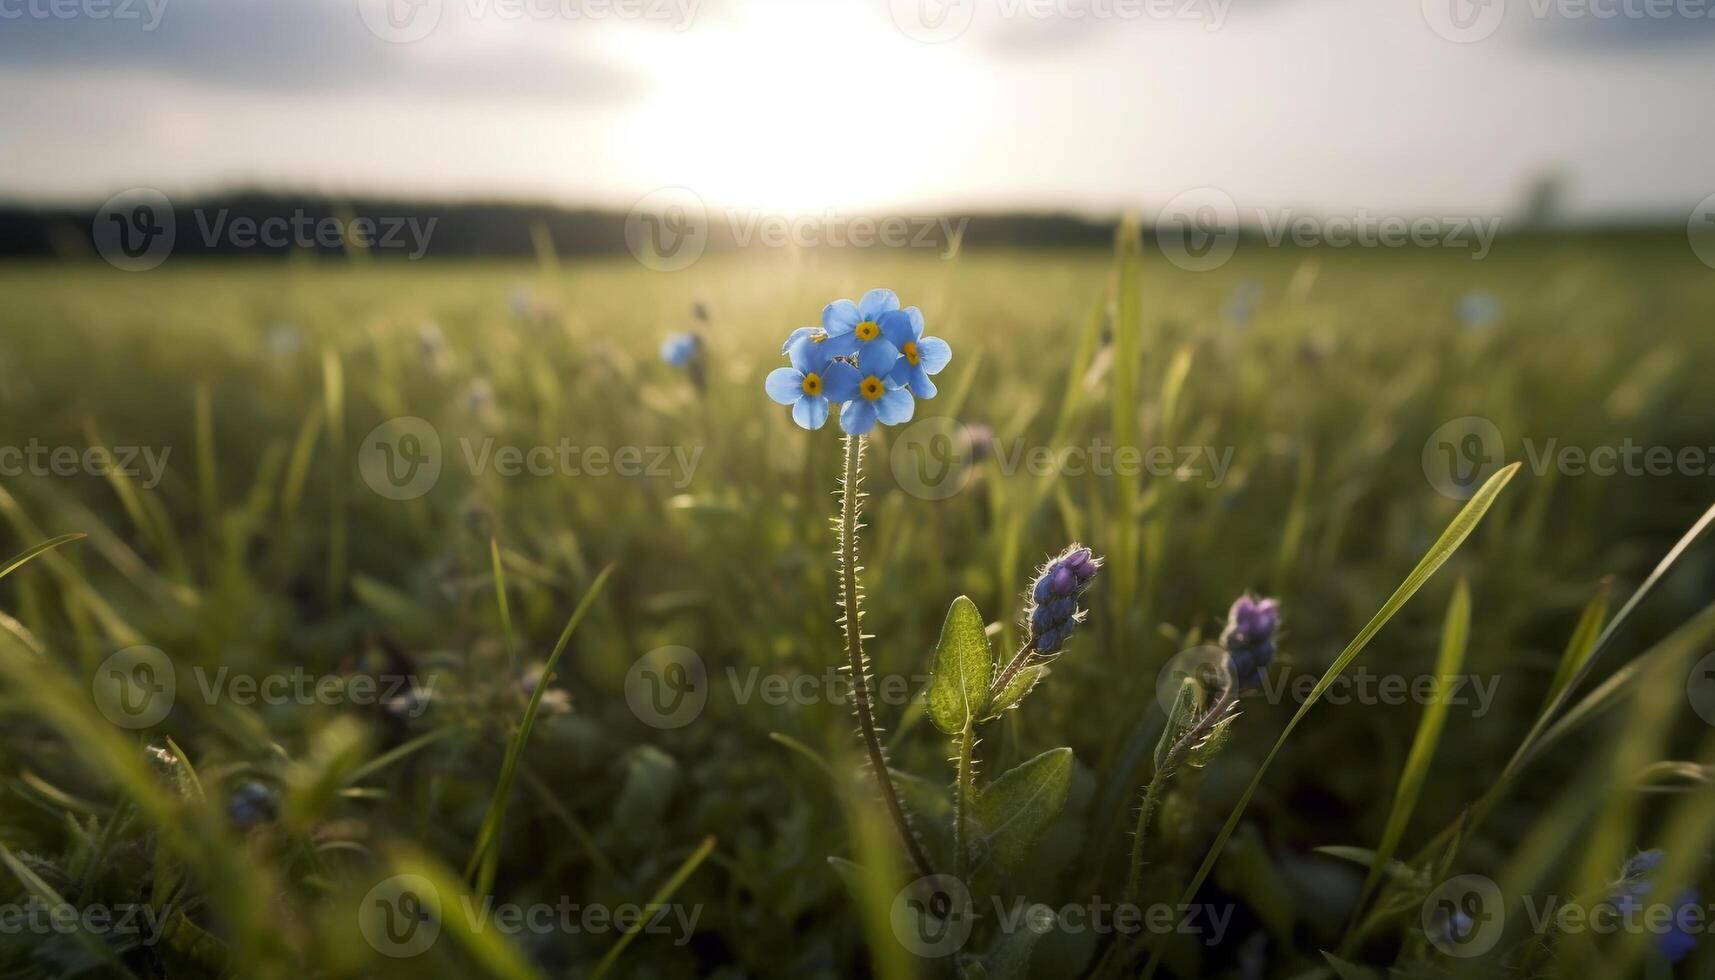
[0,0,643,102]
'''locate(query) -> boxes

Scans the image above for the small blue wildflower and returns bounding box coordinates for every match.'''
[766,335,860,431]
[823,288,904,362]
[227,780,277,829]
[837,340,911,436]
[1221,594,1281,690]
[1611,850,1702,964]
[1026,546,1101,654]
[661,331,702,367]
[1456,291,1500,329]
[1225,280,1262,327]
[880,306,951,398]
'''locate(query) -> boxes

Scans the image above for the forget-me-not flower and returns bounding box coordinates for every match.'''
[838,340,912,436]
[767,335,859,430]
[880,306,950,398]
[823,288,905,362]
[661,331,702,367]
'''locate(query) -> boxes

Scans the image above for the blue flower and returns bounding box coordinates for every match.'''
[661,331,701,367]
[1611,850,1702,964]
[823,288,904,362]
[879,306,951,398]
[780,325,858,359]
[766,335,860,431]
[837,340,912,435]
[1456,291,1500,329]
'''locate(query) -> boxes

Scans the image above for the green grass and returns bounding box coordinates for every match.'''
[0,234,1713,978]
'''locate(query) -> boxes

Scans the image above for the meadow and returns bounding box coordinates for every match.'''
[0,230,1713,979]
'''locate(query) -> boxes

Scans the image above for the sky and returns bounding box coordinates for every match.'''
[1,0,1712,221]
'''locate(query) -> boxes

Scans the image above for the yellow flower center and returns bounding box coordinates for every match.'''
[860,376,885,401]
[855,320,880,341]
[801,372,822,396]
[901,340,920,366]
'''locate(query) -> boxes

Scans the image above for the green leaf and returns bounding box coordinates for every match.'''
[1346,578,1470,945]
[974,747,1073,872]
[1315,846,1428,889]
[1321,950,1381,980]
[983,904,1052,980]
[0,842,140,979]
[1154,677,1202,770]
[927,596,993,735]
[0,532,86,582]
[1141,462,1520,980]
[1541,577,1611,712]
[980,664,1047,722]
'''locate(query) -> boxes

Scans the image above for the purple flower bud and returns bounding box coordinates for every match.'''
[1025,544,1102,655]
[1221,594,1281,690]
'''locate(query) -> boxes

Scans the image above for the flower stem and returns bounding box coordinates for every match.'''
[953,723,975,880]
[837,434,934,879]
[988,640,1036,703]
[1123,687,1236,906]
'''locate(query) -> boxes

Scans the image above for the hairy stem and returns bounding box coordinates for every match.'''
[837,434,934,879]
[988,640,1036,703]
[953,724,976,880]
[1123,687,1236,906]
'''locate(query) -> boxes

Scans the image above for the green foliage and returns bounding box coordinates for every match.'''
[928,595,994,735]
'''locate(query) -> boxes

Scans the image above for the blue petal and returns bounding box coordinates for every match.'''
[840,398,879,436]
[858,288,900,321]
[780,327,819,354]
[819,331,859,358]
[905,306,925,337]
[788,335,833,374]
[823,299,860,334]
[793,395,830,430]
[915,335,952,374]
[765,367,804,405]
[878,309,916,349]
[907,364,937,399]
[823,361,862,403]
[857,338,899,378]
[875,386,915,426]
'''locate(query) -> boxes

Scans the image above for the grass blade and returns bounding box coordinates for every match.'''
[465,563,616,893]
[588,835,716,980]
[1341,577,1470,952]
[0,532,87,582]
